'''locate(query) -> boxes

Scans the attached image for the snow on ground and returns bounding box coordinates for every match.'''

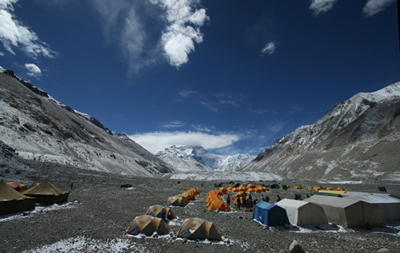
[20,221,400,252]
[0,201,78,223]
[165,172,283,181]
[319,180,365,184]
[24,236,135,253]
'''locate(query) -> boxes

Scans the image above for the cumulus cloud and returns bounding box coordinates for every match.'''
[129,131,241,154]
[24,63,41,78]
[309,0,338,16]
[363,0,396,17]
[92,0,208,72]
[261,41,276,56]
[151,0,209,67]
[0,0,56,58]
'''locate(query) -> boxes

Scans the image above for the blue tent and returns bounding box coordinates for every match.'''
[253,201,289,226]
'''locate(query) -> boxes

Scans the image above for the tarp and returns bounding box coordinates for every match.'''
[0,180,35,216]
[23,179,69,205]
[276,199,328,226]
[253,201,289,226]
[176,218,221,241]
[126,215,171,235]
[304,195,383,228]
[342,192,400,221]
[6,182,27,192]
[313,190,345,197]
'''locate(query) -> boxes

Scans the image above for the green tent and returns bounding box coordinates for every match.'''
[271,184,280,189]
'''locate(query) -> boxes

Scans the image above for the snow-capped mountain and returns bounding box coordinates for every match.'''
[242,82,400,181]
[156,145,255,172]
[0,69,172,177]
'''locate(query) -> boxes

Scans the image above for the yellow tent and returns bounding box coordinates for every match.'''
[126,215,171,235]
[177,218,222,241]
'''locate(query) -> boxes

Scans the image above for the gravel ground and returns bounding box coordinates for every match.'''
[1,163,400,252]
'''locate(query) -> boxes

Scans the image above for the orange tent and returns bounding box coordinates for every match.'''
[313,186,323,191]
[185,188,200,196]
[218,187,228,195]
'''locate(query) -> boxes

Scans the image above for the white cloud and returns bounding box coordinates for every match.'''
[363,0,396,17]
[178,89,198,98]
[129,131,241,154]
[0,0,56,58]
[92,0,208,72]
[261,41,276,56]
[162,120,186,129]
[179,90,246,112]
[310,0,338,16]
[151,0,209,67]
[24,63,41,78]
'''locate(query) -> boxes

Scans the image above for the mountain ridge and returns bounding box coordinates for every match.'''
[242,82,400,181]
[0,69,173,177]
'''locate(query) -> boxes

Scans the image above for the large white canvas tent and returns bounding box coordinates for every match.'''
[342,192,400,221]
[277,199,328,226]
[304,195,383,228]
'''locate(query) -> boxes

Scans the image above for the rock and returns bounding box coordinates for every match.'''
[289,240,305,253]
[377,248,391,253]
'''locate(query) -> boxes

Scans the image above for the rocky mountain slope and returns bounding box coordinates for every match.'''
[242,82,400,181]
[156,145,255,172]
[0,69,172,177]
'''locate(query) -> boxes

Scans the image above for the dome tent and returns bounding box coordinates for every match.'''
[126,215,171,236]
[145,205,175,220]
[176,218,222,241]
[23,179,69,205]
[0,180,36,216]
[167,196,188,207]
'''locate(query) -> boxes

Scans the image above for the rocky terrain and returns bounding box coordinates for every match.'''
[1,162,399,252]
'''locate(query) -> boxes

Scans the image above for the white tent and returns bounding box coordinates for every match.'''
[277,198,328,226]
[304,195,383,228]
[342,192,400,221]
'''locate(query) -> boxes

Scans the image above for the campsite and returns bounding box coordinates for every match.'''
[1,163,400,253]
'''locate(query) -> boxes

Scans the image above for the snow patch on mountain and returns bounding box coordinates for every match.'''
[0,70,172,177]
[156,145,255,172]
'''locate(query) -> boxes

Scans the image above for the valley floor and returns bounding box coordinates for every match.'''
[1,163,400,252]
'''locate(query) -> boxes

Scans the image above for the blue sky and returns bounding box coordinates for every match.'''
[1,0,399,155]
